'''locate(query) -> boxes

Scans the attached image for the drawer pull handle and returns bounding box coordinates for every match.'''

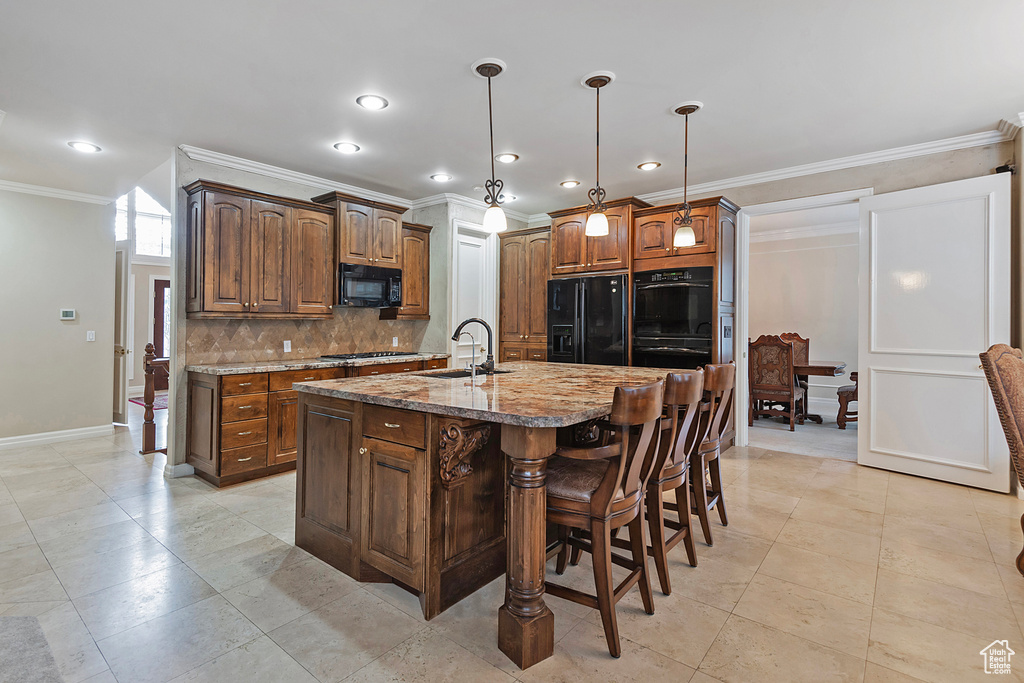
[237,457,252,462]
[238,405,253,410]
[384,422,401,428]
[238,382,252,387]
[370,371,380,375]
[403,368,413,372]
[304,376,315,380]
[238,431,252,436]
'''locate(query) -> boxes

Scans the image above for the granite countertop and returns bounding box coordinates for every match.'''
[186,352,450,376]
[294,361,677,427]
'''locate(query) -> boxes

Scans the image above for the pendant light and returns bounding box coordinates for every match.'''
[583,72,614,237]
[672,101,703,247]
[474,59,508,233]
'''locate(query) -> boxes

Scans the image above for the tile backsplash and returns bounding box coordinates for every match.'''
[185,308,430,365]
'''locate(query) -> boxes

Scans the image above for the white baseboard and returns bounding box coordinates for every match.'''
[0,424,115,450]
[128,385,146,398]
[807,397,841,417]
[164,462,195,478]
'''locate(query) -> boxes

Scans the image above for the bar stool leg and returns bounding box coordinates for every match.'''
[691,451,713,546]
[628,515,655,615]
[708,456,728,526]
[645,485,671,595]
[675,475,698,567]
[590,520,620,658]
[555,525,570,575]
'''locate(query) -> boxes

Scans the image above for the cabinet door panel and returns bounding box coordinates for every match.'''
[672,206,715,255]
[551,216,585,275]
[300,400,357,536]
[634,213,673,260]
[293,210,333,315]
[586,207,629,271]
[340,203,373,265]
[268,390,299,465]
[499,236,526,342]
[251,201,291,314]
[399,228,428,316]
[203,192,250,312]
[375,210,402,267]
[186,194,203,312]
[525,231,550,340]
[361,437,425,590]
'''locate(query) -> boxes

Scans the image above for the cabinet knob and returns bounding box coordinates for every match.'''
[359,447,368,454]
[524,335,529,339]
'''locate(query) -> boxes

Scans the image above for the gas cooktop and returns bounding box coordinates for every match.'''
[319,351,417,360]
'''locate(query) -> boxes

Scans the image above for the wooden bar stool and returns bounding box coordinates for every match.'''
[645,370,707,594]
[692,363,735,546]
[545,380,664,658]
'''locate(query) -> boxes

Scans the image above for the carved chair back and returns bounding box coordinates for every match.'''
[980,344,1024,485]
[596,380,665,517]
[780,332,809,367]
[749,335,797,401]
[701,362,736,444]
[650,370,706,482]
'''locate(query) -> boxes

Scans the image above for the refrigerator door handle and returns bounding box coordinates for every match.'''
[577,281,585,363]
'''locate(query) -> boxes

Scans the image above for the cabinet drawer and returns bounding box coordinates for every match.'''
[269,368,344,392]
[221,417,268,449]
[500,346,524,362]
[358,361,424,377]
[426,358,448,370]
[221,373,269,396]
[220,443,267,477]
[221,394,269,423]
[526,347,546,362]
[363,405,426,448]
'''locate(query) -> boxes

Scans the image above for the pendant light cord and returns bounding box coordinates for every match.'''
[488,75,496,189]
[683,113,688,207]
[595,85,600,191]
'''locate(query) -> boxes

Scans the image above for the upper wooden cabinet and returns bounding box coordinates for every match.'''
[632,196,739,271]
[380,222,432,321]
[184,181,335,319]
[548,197,649,275]
[311,192,405,269]
[499,227,550,349]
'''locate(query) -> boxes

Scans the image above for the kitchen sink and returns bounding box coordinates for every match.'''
[419,369,513,379]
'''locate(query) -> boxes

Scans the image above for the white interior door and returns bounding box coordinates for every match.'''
[858,173,1010,491]
[113,248,130,423]
[450,221,496,368]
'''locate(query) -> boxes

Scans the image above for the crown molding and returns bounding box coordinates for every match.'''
[178,145,412,209]
[527,213,552,228]
[0,179,114,205]
[408,192,529,224]
[749,220,859,243]
[997,112,1024,140]
[637,126,1017,206]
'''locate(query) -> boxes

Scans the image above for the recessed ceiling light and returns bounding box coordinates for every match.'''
[560,180,580,188]
[333,142,361,154]
[495,153,518,164]
[472,185,484,192]
[68,141,101,153]
[637,161,661,171]
[431,173,453,182]
[356,95,388,111]
[500,194,517,202]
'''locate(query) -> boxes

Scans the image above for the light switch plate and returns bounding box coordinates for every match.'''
[86,331,96,342]
[283,340,292,352]
[392,337,398,347]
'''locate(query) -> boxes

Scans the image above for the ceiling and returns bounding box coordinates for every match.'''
[1,0,1023,215]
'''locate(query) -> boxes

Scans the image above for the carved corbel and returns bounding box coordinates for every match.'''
[439,421,492,487]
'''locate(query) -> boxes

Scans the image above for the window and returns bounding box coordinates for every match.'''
[114,187,171,261]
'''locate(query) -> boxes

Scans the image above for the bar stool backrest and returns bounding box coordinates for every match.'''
[702,362,736,445]
[599,380,665,517]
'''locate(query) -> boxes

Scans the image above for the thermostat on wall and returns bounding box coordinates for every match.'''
[59,308,76,321]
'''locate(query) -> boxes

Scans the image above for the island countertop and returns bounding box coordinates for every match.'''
[185,352,450,375]
[293,361,675,427]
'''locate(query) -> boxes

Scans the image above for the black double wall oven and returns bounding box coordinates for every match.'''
[632,267,714,369]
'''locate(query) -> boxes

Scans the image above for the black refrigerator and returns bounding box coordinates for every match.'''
[547,275,629,366]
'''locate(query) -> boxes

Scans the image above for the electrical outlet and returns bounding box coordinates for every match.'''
[86,331,96,342]
[283,340,292,352]
[392,337,398,347]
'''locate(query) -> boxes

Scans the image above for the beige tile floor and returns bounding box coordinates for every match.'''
[2,406,1024,682]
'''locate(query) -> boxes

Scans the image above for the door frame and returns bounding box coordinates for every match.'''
[449,218,498,363]
[735,188,874,446]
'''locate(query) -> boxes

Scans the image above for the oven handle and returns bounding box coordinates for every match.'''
[636,282,710,290]
[634,347,710,355]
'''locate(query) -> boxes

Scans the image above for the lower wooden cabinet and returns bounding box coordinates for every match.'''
[499,343,546,362]
[268,390,299,466]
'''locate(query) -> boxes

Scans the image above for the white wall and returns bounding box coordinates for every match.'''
[749,230,858,415]
[128,262,171,391]
[0,189,115,440]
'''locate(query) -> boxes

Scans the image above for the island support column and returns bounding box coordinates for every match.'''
[498,425,556,669]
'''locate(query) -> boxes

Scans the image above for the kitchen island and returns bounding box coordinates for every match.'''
[293,360,676,670]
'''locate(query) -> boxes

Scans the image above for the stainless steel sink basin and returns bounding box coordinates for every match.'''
[419,369,513,379]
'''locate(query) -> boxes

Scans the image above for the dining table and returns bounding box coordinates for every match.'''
[793,360,847,424]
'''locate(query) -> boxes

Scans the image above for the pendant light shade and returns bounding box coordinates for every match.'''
[583,72,614,238]
[672,101,703,250]
[483,204,507,233]
[475,59,508,234]
[585,211,609,237]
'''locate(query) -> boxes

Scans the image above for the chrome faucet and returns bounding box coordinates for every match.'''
[451,318,495,374]
[455,331,477,380]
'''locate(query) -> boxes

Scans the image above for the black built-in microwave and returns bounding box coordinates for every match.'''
[338,263,402,308]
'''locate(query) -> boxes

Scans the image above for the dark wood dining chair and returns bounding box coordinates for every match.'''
[748,335,805,431]
[645,370,706,594]
[545,380,665,658]
[692,362,735,547]
[780,332,810,408]
[979,344,1024,576]
[837,372,859,429]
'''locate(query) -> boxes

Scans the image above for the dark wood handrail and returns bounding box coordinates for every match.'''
[140,342,170,456]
